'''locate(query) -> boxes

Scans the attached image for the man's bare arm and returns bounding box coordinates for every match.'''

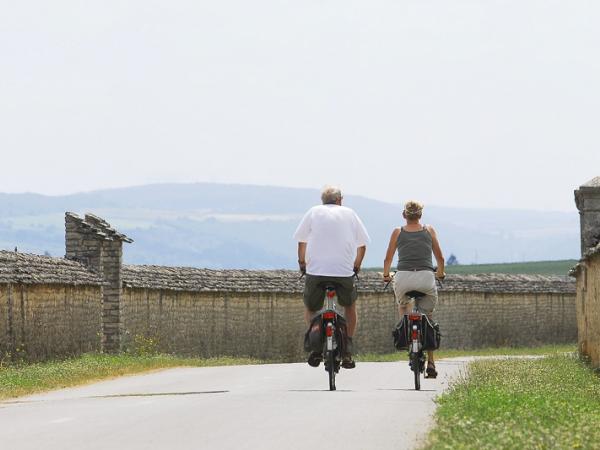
[297,242,307,273]
[354,245,367,273]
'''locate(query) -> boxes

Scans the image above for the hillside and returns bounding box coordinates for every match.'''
[0,183,580,269]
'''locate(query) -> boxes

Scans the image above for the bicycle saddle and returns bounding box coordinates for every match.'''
[405,290,426,299]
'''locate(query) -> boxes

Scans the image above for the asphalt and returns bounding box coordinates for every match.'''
[0,359,467,450]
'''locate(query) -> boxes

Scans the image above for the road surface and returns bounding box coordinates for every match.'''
[0,359,467,450]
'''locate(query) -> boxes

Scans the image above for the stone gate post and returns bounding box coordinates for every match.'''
[65,213,133,353]
[574,176,600,368]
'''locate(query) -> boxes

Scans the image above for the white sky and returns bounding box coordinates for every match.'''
[1,0,598,211]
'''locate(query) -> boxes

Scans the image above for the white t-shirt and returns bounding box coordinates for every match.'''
[293,204,371,277]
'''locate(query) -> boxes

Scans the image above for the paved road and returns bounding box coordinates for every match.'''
[0,359,467,450]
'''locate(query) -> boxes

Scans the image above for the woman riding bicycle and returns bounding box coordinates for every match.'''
[382,200,445,378]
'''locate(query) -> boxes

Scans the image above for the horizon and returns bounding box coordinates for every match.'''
[0,181,582,214]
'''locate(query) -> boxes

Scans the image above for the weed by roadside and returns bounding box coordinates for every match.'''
[0,353,262,401]
[425,353,600,449]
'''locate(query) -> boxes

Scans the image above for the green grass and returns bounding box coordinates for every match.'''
[366,260,577,276]
[0,353,262,400]
[444,260,577,276]
[425,353,600,449]
[356,344,575,362]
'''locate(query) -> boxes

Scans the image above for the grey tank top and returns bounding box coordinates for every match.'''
[396,226,434,271]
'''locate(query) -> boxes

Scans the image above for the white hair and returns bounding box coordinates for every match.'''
[321,185,342,204]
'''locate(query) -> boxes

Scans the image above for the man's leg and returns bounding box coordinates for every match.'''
[343,303,357,337]
[341,303,357,369]
[304,275,324,367]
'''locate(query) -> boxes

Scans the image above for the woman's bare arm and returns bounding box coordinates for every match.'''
[383,228,401,280]
[427,225,445,278]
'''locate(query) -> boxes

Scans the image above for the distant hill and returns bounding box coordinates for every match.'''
[0,183,580,269]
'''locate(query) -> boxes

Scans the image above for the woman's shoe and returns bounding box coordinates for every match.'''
[425,364,438,379]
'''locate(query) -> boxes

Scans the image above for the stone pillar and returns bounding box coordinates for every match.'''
[65,213,132,353]
[574,176,600,369]
[575,177,600,256]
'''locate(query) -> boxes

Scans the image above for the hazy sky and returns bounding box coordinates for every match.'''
[1,1,598,211]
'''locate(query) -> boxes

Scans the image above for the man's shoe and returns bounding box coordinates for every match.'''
[307,351,322,367]
[341,355,356,369]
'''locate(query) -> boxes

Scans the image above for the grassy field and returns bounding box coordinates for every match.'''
[425,353,600,449]
[444,259,578,276]
[367,260,577,276]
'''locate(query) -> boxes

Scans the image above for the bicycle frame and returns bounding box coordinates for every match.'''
[406,306,426,391]
[385,271,443,390]
[322,286,341,391]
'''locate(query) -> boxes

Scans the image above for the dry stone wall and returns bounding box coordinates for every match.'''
[575,252,600,367]
[0,283,101,361]
[120,271,576,360]
[574,176,600,369]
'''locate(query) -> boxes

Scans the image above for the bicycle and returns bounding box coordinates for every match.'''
[303,276,353,391]
[321,284,343,391]
[404,291,427,390]
[386,274,443,391]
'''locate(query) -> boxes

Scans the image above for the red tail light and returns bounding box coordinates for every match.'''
[325,324,334,337]
[408,314,421,321]
[323,312,335,319]
[326,290,336,298]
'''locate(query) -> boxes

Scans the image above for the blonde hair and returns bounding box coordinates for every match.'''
[404,200,424,220]
[321,185,342,204]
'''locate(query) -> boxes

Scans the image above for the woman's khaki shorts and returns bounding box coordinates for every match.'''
[393,270,438,315]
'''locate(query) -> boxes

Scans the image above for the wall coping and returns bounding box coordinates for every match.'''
[0,250,104,286]
[122,265,575,295]
[0,250,575,294]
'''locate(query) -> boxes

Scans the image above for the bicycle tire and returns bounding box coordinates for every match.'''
[328,351,336,391]
[412,353,421,390]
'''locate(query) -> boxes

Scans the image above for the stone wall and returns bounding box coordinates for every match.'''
[575,252,600,368]
[65,213,132,353]
[0,283,102,361]
[122,288,306,360]
[574,176,600,369]
[437,291,576,348]
[121,286,576,360]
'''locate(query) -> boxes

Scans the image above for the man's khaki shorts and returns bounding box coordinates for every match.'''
[393,270,438,315]
[303,274,357,312]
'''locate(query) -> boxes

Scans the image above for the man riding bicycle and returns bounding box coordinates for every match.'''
[294,186,370,369]
[382,200,445,378]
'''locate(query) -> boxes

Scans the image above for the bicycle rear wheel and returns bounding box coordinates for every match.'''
[411,353,421,390]
[327,352,336,391]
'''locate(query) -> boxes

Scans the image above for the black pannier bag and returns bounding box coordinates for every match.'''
[303,313,349,353]
[421,316,441,351]
[392,316,410,350]
[304,314,323,352]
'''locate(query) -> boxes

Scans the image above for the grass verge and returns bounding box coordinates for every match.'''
[425,353,600,449]
[0,353,262,401]
[356,343,575,362]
